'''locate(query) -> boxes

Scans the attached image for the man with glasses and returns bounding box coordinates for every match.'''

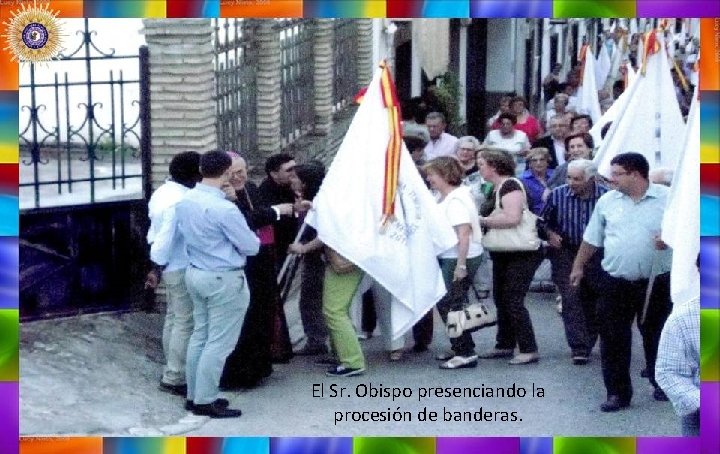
[570,152,669,412]
[533,116,570,169]
[424,112,459,160]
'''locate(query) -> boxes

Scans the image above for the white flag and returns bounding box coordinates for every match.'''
[593,33,685,179]
[589,62,638,146]
[662,91,700,304]
[306,64,457,339]
[595,43,612,88]
[577,47,602,124]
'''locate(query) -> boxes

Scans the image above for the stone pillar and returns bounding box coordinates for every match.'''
[355,19,374,88]
[255,20,283,161]
[142,19,217,190]
[313,19,334,136]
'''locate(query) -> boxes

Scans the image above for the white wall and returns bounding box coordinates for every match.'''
[485,20,515,93]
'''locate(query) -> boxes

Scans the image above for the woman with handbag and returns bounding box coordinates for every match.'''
[477,148,543,365]
[423,157,484,370]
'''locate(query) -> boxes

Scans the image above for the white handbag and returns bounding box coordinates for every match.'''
[446,302,497,338]
[481,178,541,252]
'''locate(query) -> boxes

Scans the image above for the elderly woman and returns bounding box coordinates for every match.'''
[545,93,574,129]
[423,157,484,369]
[492,96,543,143]
[483,113,531,177]
[520,148,554,215]
[477,148,542,365]
[454,136,481,176]
[548,132,595,189]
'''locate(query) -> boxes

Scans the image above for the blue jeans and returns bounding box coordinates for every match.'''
[185,267,249,405]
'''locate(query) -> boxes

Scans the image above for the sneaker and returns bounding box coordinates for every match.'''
[325,365,365,377]
[439,355,478,369]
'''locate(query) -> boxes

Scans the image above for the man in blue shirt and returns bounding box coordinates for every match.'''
[571,152,669,412]
[540,159,607,365]
[176,151,260,418]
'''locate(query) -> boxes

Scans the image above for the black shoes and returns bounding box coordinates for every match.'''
[185,398,229,412]
[412,343,429,353]
[159,382,187,396]
[572,354,589,365]
[294,343,329,356]
[192,400,242,418]
[600,395,631,412]
[653,387,669,401]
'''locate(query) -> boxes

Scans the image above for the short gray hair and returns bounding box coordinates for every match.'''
[454,136,481,154]
[567,159,597,181]
[425,111,446,124]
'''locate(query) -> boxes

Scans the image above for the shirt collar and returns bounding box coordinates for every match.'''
[194,182,226,198]
[611,183,663,200]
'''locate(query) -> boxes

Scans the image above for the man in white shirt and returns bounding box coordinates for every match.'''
[145,151,202,397]
[424,112,458,160]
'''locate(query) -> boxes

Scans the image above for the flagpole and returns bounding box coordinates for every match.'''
[277,222,308,286]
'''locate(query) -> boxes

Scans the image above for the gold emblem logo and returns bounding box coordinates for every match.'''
[2,0,64,64]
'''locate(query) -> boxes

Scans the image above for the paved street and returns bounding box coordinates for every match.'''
[20,287,678,437]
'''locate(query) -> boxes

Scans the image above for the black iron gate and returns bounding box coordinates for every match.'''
[213,18,257,157]
[19,19,152,320]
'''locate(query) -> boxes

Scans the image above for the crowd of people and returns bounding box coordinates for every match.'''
[141,37,699,436]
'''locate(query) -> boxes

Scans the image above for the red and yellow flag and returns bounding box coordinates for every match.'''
[353,86,367,104]
[641,30,661,75]
[578,44,589,86]
[378,60,403,228]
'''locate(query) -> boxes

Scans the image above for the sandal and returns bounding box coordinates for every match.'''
[439,355,478,369]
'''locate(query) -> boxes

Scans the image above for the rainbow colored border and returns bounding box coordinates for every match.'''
[1,2,718,454]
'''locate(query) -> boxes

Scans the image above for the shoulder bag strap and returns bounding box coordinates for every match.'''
[507,177,530,211]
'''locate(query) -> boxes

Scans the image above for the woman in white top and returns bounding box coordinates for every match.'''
[423,157,484,370]
[483,113,531,176]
